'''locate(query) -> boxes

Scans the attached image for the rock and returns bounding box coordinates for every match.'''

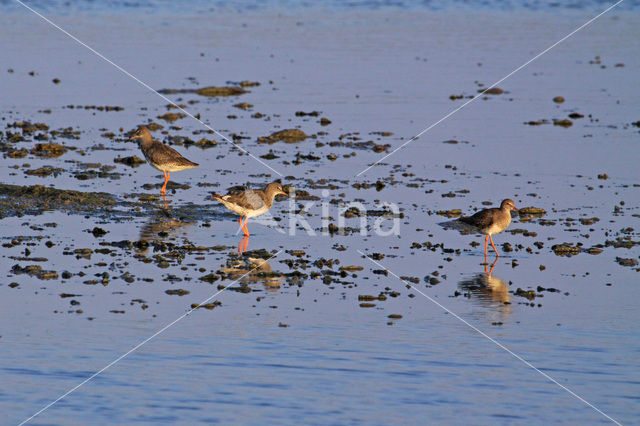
[514,288,536,300]
[114,155,145,167]
[30,143,67,158]
[158,86,248,97]
[615,257,638,267]
[196,86,247,97]
[258,129,308,144]
[519,207,546,216]
[553,119,573,127]
[552,244,581,256]
[482,87,503,95]
[436,209,462,218]
[157,112,186,122]
[165,289,190,296]
[233,103,253,110]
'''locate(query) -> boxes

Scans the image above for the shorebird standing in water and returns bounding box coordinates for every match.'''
[459,198,518,258]
[128,125,198,195]
[211,181,287,238]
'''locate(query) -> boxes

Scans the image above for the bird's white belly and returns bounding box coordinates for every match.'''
[245,205,270,218]
[486,219,510,235]
[220,200,269,218]
[146,158,191,173]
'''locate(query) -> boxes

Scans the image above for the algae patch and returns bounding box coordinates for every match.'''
[0,183,115,218]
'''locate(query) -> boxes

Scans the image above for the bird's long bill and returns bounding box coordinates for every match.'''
[127,135,136,141]
[278,190,288,197]
[513,206,519,211]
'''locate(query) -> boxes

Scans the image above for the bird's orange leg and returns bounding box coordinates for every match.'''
[484,235,489,258]
[242,217,250,237]
[160,171,170,195]
[489,235,499,257]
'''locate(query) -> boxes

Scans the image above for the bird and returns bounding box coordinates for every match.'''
[128,125,198,195]
[211,182,287,237]
[459,198,518,258]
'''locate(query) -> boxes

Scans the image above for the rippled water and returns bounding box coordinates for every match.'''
[1,2,639,425]
[2,0,639,14]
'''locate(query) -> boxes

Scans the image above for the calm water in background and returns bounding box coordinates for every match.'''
[1,1,639,424]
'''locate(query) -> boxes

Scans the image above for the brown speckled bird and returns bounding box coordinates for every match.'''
[128,125,198,195]
[459,198,518,257]
[211,182,287,236]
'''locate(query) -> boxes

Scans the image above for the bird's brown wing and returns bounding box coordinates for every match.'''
[150,142,199,167]
[459,208,496,230]
[218,190,266,210]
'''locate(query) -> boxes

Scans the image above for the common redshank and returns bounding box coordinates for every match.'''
[211,182,287,237]
[128,125,198,195]
[459,198,518,257]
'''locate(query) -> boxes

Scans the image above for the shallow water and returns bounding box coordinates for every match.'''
[1,2,639,424]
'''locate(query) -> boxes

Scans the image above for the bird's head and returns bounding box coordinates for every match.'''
[267,182,288,199]
[500,199,518,211]
[128,126,151,142]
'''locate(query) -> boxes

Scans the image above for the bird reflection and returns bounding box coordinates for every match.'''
[221,250,283,289]
[238,235,249,254]
[458,258,512,316]
[138,206,195,246]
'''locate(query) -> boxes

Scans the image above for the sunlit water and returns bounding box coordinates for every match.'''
[1,1,639,424]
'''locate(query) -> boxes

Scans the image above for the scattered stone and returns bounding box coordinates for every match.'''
[258,129,308,144]
[159,86,248,97]
[165,289,190,296]
[514,288,536,300]
[519,207,546,216]
[114,156,145,167]
[90,227,107,237]
[191,301,222,310]
[157,112,186,122]
[482,87,503,95]
[552,244,581,256]
[553,119,573,128]
[358,295,377,301]
[615,257,638,267]
[437,209,462,218]
[295,111,320,117]
[30,143,67,158]
[197,86,247,97]
[233,102,253,110]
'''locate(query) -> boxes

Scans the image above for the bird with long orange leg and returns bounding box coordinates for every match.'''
[211,181,287,237]
[128,125,198,195]
[459,198,518,259]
